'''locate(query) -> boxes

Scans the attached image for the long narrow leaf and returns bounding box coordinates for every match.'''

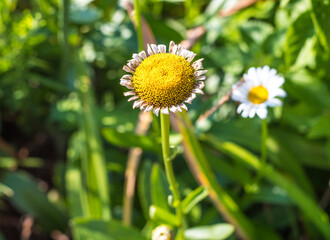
[204,134,330,239]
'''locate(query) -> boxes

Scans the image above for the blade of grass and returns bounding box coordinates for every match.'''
[172,112,257,240]
[203,134,330,239]
[75,57,111,220]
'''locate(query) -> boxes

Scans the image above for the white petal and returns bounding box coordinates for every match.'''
[123,65,134,74]
[185,93,196,104]
[169,41,175,54]
[248,108,256,118]
[266,98,282,107]
[158,44,166,53]
[180,103,188,111]
[145,105,153,112]
[161,107,169,114]
[120,81,134,89]
[237,103,246,114]
[147,44,154,55]
[240,104,253,118]
[195,81,205,89]
[176,44,183,56]
[140,103,148,110]
[192,59,204,70]
[128,96,139,102]
[231,86,248,102]
[194,70,208,76]
[151,44,159,54]
[127,62,136,70]
[196,75,206,81]
[274,88,286,97]
[133,100,144,109]
[132,53,142,63]
[172,45,178,54]
[121,74,132,80]
[192,88,204,95]
[169,105,178,112]
[120,79,131,85]
[176,105,182,112]
[187,53,196,62]
[256,107,268,119]
[180,49,189,58]
[124,91,136,96]
[138,50,147,59]
[153,108,160,116]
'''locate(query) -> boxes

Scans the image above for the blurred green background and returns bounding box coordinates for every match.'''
[0,0,329,239]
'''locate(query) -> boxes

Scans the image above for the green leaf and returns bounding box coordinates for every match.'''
[242,185,293,206]
[102,128,161,153]
[150,163,171,211]
[271,130,329,170]
[0,182,13,197]
[138,160,153,219]
[182,186,209,214]
[308,113,330,138]
[0,157,17,169]
[285,11,314,67]
[176,112,258,240]
[72,218,147,240]
[184,223,235,240]
[145,16,183,43]
[205,135,330,239]
[149,205,180,226]
[76,62,111,220]
[2,171,67,232]
[311,0,330,50]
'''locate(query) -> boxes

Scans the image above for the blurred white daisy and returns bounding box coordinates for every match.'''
[152,225,172,240]
[231,66,286,119]
[121,41,207,116]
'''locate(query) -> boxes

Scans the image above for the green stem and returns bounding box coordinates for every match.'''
[250,119,268,188]
[59,0,70,84]
[160,113,185,239]
[134,0,144,52]
[261,118,268,168]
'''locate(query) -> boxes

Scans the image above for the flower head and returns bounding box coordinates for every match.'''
[231,66,286,119]
[152,225,172,240]
[121,41,207,116]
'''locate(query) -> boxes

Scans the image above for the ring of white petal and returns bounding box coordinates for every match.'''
[121,41,207,116]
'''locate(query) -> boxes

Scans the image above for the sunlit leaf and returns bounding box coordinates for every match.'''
[102,128,161,153]
[182,186,208,214]
[72,218,147,240]
[184,223,234,240]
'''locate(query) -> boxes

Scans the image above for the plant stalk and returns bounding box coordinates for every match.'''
[160,113,185,239]
[134,0,144,52]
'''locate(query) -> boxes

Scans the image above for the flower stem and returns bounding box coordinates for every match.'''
[160,113,185,239]
[260,118,268,170]
[134,0,144,52]
[248,118,268,190]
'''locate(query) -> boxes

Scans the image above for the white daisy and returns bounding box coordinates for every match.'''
[231,66,286,119]
[121,41,207,116]
[152,225,172,240]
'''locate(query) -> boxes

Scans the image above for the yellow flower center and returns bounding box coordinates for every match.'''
[132,53,195,108]
[248,85,269,104]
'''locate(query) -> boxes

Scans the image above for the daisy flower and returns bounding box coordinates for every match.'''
[231,66,286,119]
[120,41,207,116]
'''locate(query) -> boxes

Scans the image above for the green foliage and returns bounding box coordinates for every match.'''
[184,223,234,240]
[1,171,67,232]
[0,0,329,239]
[72,218,147,240]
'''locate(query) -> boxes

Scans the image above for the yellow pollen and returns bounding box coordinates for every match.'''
[248,85,269,104]
[132,53,195,108]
